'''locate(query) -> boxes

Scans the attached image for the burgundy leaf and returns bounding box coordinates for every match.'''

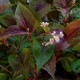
[43,54,56,79]
[55,39,70,51]
[54,0,76,17]
[15,2,38,32]
[0,25,27,40]
[0,14,17,27]
[16,15,27,31]
[66,19,80,41]
[30,0,51,18]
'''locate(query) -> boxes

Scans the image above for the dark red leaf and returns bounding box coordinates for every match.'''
[0,25,27,40]
[66,19,80,41]
[16,15,27,31]
[15,2,38,32]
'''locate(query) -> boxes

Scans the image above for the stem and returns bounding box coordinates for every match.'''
[42,16,45,21]
[3,41,17,56]
[58,51,63,58]
[56,51,63,62]
[27,34,33,44]
[18,34,22,49]
[27,77,34,80]
[42,33,47,41]
[13,44,20,53]
[63,17,65,27]
[27,64,38,80]
[34,64,38,80]
[56,50,59,61]
[0,65,11,74]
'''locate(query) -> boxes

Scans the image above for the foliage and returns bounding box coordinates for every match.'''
[0,0,80,80]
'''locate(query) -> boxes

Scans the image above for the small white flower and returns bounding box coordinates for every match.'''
[45,42,49,46]
[27,0,32,3]
[59,32,64,38]
[53,36,60,43]
[70,10,76,14]
[70,10,73,14]
[42,42,46,45]
[52,31,56,35]
[27,28,29,31]
[72,0,76,4]
[40,22,49,27]
[45,22,49,26]
[49,38,54,44]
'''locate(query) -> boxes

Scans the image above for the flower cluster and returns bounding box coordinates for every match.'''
[40,22,49,27]
[43,30,64,46]
[42,28,70,51]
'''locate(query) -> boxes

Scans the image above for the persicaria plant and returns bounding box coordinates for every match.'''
[0,0,80,80]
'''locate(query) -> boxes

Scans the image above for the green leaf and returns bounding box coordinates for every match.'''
[15,2,39,32]
[8,48,31,79]
[13,73,24,80]
[71,59,80,73]
[60,57,73,72]
[10,0,27,4]
[72,42,80,51]
[22,0,27,3]
[69,38,80,46]
[20,41,31,51]
[49,22,65,30]
[9,0,17,4]
[0,73,8,80]
[8,55,21,71]
[70,3,80,18]
[0,14,16,28]
[32,38,55,71]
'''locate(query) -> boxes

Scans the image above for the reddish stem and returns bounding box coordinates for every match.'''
[27,77,34,80]
[56,50,59,61]
[42,33,47,41]
[18,34,22,49]
[56,51,63,62]
[3,41,17,56]
[0,65,11,74]
[27,34,33,44]
[13,44,20,53]
[63,17,65,27]
[34,64,38,80]
[27,64,38,80]
[42,16,45,21]
[58,51,63,58]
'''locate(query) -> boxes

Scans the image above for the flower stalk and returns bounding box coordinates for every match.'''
[3,41,17,56]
